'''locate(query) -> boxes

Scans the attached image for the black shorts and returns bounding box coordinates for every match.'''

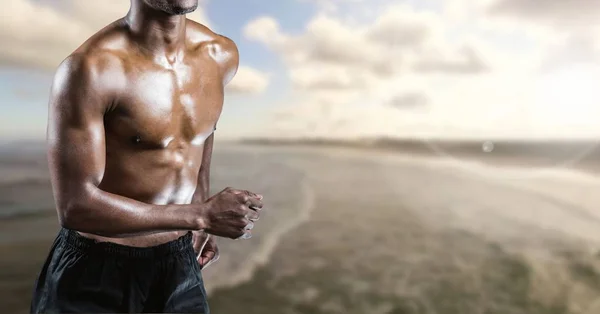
[30,228,210,313]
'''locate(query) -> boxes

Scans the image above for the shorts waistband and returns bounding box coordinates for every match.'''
[59,228,193,258]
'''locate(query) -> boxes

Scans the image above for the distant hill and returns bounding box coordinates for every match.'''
[0,139,45,154]
[237,137,600,165]
[4,136,600,167]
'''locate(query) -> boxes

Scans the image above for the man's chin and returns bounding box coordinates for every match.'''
[167,6,198,15]
[146,0,199,16]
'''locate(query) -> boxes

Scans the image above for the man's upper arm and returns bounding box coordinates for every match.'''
[192,35,236,202]
[217,35,239,86]
[47,55,108,218]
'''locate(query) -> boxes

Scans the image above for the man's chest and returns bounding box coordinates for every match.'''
[107,63,224,146]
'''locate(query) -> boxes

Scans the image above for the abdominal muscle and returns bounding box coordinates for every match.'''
[78,141,205,248]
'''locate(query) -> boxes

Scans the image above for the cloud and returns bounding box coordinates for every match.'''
[487,0,600,29]
[481,0,600,72]
[413,45,489,74]
[539,34,600,72]
[0,0,210,70]
[245,1,594,139]
[388,92,429,109]
[245,4,491,98]
[0,0,92,69]
[479,0,600,53]
[243,17,282,44]
[227,66,270,94]
[366,5,441,49]
[299,0,366,13]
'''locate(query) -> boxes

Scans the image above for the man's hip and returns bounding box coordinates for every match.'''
[31,228,209,313]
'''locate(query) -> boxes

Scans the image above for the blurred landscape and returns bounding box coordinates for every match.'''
[240,137,600,171]
[2,139,600,314]
[3,0,600,313]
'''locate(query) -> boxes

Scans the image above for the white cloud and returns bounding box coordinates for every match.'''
[0,0,92,68]
[299,0,366,13]
[246,0,600,139]
[244,5,494,137]
[388,92,429,109]
[227,66,270,94]
[455,0,600,47]
[245,4,490,95]
[412,45,488,74]
[487,0,600,30]
[244,17,286,47]
[477,0,600,71]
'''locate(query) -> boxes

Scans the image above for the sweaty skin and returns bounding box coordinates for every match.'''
[47,0,261,250]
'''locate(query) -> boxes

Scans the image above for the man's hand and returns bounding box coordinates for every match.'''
[198,187,263,239]
[192,231,219,269]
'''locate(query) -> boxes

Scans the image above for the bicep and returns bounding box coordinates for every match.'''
[47,56,108,209]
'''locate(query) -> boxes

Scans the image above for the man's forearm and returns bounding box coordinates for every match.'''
[191,169,210,204]
[190,132,213,241]
[192,132,214,204]
[60,187,204,238]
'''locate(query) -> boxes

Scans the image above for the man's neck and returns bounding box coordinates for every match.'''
[126,0,187,63]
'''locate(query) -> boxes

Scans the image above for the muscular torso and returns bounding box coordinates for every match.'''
[76,20,226,246]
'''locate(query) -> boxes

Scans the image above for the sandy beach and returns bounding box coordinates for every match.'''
[3,143,600,313]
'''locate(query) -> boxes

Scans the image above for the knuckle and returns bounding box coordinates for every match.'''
[227,187,238,194]
[232,219,242,228]
[238,218,249,229]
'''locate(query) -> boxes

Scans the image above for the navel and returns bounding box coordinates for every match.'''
[131,135,142,144]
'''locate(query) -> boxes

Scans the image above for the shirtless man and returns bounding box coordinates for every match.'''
[30,0,263,313]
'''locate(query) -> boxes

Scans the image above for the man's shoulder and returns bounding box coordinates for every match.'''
[63,21,130,76]
[54,49,127,103]
[186,20,238,55]
[55,23,131,93]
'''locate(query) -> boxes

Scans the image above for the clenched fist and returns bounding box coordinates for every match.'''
[198,187,263,239]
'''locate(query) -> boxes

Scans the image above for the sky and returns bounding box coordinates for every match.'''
[1,0,600,141]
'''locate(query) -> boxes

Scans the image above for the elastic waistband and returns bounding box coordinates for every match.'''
[59,228,193,258]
